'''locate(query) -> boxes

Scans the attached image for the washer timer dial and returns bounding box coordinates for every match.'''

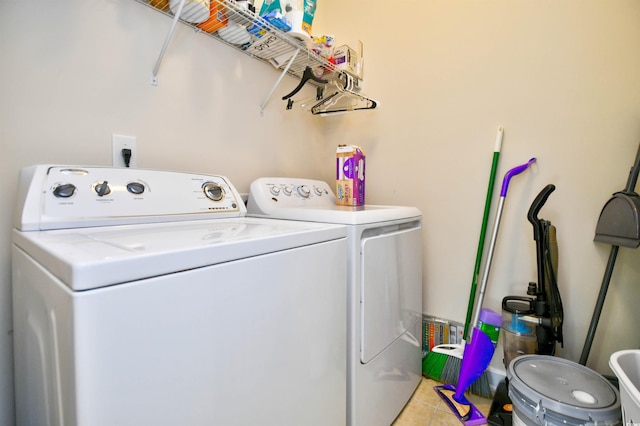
[202,182,225,201]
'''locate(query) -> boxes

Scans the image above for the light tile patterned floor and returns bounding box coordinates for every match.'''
[392,377,493,426]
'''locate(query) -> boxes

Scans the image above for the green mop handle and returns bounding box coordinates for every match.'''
[462,126,503,341]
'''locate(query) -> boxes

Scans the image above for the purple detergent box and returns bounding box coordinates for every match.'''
[336,145,365,206]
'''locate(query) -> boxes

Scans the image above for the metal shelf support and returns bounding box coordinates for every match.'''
[259,48,301,116]
[152,0,186,86]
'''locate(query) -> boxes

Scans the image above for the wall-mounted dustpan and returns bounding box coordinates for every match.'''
[594,141,640,248]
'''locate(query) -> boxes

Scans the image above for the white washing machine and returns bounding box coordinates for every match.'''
[12,166,348,426]
[247,177,423,426]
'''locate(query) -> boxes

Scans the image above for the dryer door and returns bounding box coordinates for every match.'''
[360,222,422,364]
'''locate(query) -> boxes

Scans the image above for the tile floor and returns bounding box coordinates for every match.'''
[392,378,493,426]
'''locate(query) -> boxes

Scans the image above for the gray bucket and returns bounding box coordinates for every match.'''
[508,355,621,425]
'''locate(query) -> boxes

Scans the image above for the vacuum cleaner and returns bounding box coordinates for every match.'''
[488,184,565,426]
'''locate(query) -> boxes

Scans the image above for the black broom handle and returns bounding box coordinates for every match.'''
[579,141,640,365]
[624,141,640,193]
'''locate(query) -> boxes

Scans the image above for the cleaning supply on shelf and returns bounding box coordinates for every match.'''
[169,0,211,24]
[423,127,503,395]
[333,44,360,77]
[336,145,365,206]
[302,0,316,34]
[259,0,282,15]
[147,0,169,11]
[218,22,252,45]
[197,1,228,33]
[279,0,307,40]
[248,9,291,37]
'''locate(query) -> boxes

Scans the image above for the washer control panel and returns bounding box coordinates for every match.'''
[15,165,246,230]
[247,177,336,215]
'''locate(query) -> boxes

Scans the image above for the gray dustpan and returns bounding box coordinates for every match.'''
[580,140,640,365]
[594,139,640,247]
[594,192,640,248]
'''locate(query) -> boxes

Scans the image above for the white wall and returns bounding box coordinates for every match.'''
[2,0,640,424]
[0,0,331,423]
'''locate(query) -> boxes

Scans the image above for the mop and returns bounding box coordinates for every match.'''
[435,157,536,426]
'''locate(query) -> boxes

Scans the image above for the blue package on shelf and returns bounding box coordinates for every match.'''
[248,10,291,38]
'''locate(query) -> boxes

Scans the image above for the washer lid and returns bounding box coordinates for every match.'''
[13,217,346,291]
[249,204,421,225]
[507,355,620,422]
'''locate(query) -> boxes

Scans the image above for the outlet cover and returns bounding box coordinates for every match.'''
[112,134,137,168]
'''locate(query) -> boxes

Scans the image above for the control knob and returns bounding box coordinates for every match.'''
[127,182,145,195]
[297,185,311,198]
[269,185,281,196]
[94,181,111,197]
[203,182,224,201]
[52,183,76,198]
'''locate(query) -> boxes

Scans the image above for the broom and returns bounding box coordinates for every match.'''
[422,126,503,397]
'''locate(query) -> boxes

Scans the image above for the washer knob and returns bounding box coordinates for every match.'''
[203,182,225,201]
[314,186,324,196]
[95,181,111,197]
[282,186,293,196]
[53,183,76,198]
[297,185,311,198]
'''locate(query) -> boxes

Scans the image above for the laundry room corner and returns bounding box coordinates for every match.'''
[3,0,640,425]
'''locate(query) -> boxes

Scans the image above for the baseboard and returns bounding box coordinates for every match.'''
[486,365,507,392]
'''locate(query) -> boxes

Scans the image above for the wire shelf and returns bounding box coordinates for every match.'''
[136,0,377,114]
[137,0,339,83]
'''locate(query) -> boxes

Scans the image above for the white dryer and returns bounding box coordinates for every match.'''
[247,177,423,426]
[12,166,348,426]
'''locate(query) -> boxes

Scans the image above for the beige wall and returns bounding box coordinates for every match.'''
[2,0,640,424]
[314,0,640,381]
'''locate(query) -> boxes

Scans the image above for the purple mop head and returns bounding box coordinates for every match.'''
[433,314,500,425]
[455,322,498,400]
[434,384,486,426]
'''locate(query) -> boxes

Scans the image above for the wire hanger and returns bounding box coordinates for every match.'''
[286,86,324,110]
[310,73,378,115]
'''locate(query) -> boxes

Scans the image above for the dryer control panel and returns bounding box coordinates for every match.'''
[247,177,336,213]
[15,165,246,231]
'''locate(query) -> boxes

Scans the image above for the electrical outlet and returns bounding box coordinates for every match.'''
[112,134,137,168]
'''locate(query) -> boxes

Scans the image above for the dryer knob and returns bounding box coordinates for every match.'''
[297,185,311,198]
[282,186,293,196]
[53,183,77,198]
[269,186,281,196]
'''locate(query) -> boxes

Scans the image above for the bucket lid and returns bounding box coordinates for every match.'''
[507,355,620,424]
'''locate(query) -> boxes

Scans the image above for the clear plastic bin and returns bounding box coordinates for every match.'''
[610,350,640,425]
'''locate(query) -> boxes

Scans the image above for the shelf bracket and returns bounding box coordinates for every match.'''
[259,47,301,116]
[151,0,186,86]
